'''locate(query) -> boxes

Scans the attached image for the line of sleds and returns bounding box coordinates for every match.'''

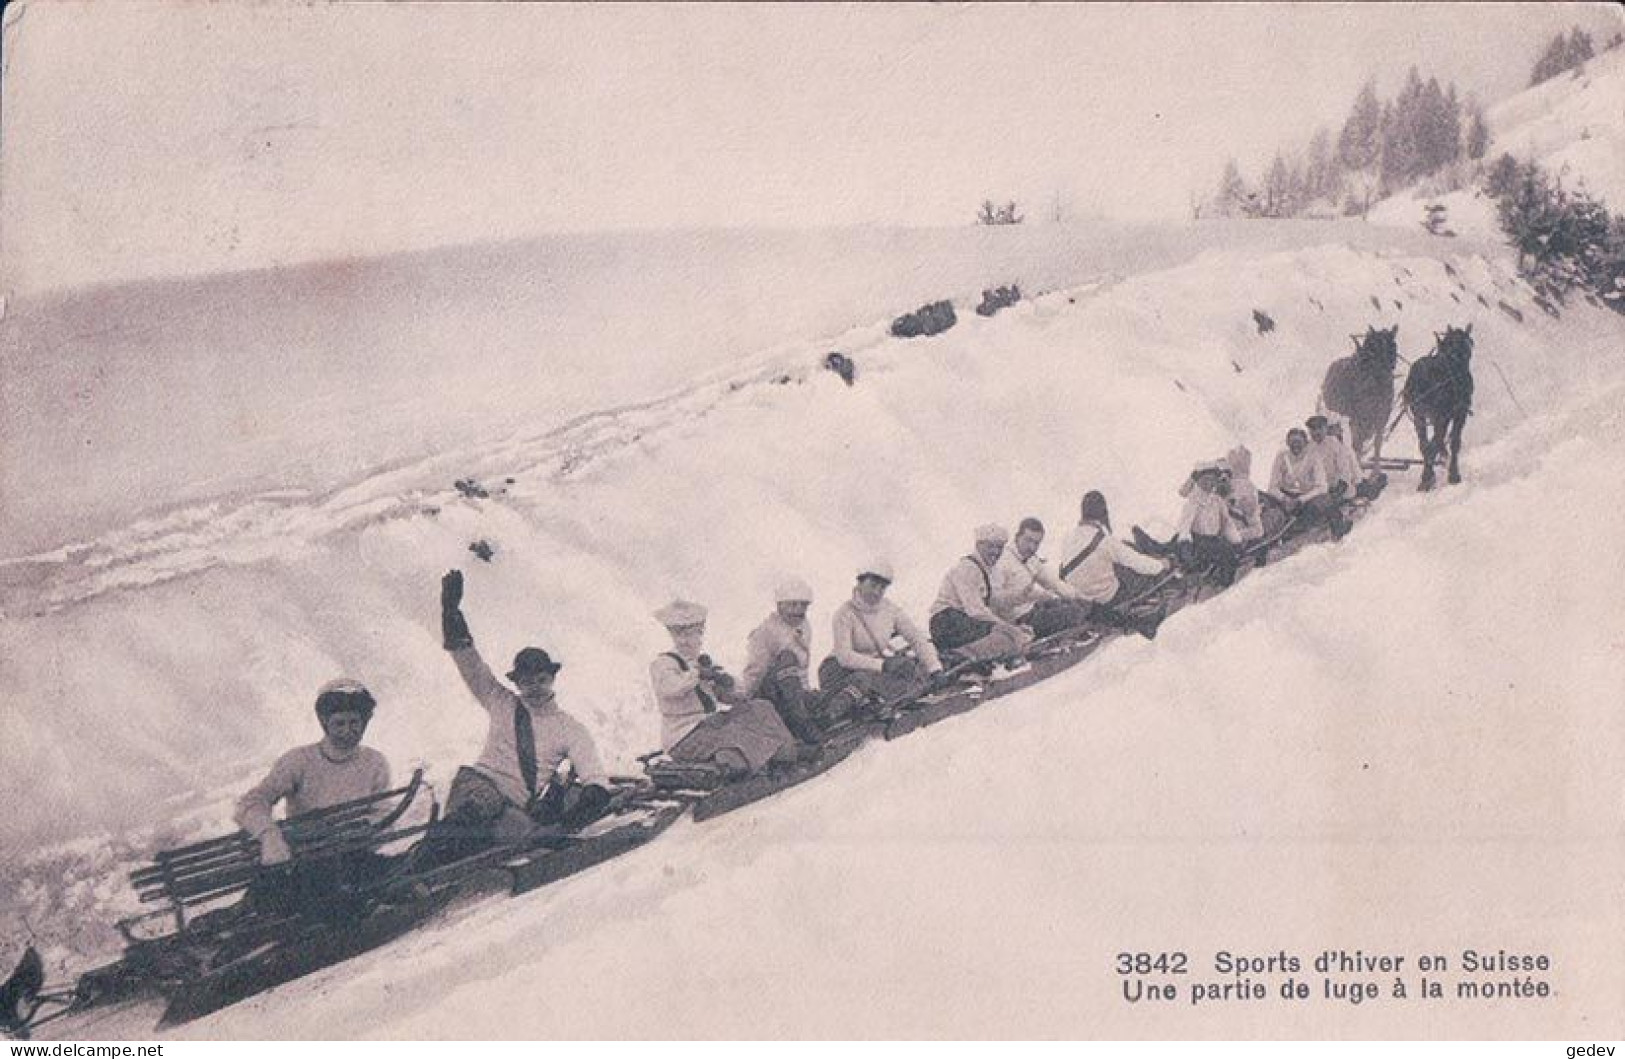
[3,478,1377,1039]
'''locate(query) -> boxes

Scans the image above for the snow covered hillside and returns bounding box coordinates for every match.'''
[4,212,1623,1037]
[1371,41,1625,239]
[0,219,1457,558]
[39,298,1625,1041]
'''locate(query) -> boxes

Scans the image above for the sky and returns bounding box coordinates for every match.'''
[1,1,1622,295]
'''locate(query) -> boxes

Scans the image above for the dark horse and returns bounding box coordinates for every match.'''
[1397,324,1475,491]
[1320,324,1399,463]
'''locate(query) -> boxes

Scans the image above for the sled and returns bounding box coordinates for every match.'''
[119,769,431,945]
[159,779,684,1026]
[686,720,876,823]
[506,795,691,894]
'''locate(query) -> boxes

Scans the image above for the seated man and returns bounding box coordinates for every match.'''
[928,524,1034,665]
[651,599,797,778]
[739,578,826,744]
[1268,427,1352,539]
[1171,460,1244,587]
[1061,491,1170,639]
[818,559,944,718]
[990,517,1093,639]
[1326,419,1387,500]
[416,570,612,868]
[1222,446,1266,544]
[1306,415,1357,501]
[234,679,394,913]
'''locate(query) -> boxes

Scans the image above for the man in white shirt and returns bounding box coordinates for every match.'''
[928,524,1033,664]
[991,517,1093,638]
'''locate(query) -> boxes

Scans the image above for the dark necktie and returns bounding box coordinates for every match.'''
[514,703,539,800]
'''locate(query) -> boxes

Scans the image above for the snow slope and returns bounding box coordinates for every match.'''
[1371,41,1625,239]
[44,316,1625,1041]
[0,219,1460,559]
[3,205,1623,1036]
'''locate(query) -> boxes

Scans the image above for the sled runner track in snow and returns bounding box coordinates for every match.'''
[4,493,1375,1037]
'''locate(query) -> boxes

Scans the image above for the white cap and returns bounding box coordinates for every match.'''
[974,523,1010,545]
[654,599,707,628]
[856,558,895,583]
[774,577,814,603]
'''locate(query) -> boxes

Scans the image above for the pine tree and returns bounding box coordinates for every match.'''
[1216,158,1250,218]
[1415,77,1451,175]
[1530,33,1569,86]
[1378,69,1430,189]
[1567,27,1595,66]
[1441,82,1463,167]
[1465,96,1490,161]
[1305,127,1335,208]
[1265,154,1292,218]
[1337,81,1383,172]
[1484,153,1521,199]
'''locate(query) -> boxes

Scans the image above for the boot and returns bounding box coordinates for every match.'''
[1132,599,1167,640]
[819,684,867,726]
[769,673,826,745]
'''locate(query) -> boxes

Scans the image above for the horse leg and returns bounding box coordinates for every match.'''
[1446,411,1465,485]
[1414,414,1436,491]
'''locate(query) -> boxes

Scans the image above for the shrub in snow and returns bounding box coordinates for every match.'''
[823,351,856,385]
[975,284,1022,317]
[1490,158,1625,314]
[891,300,958,338]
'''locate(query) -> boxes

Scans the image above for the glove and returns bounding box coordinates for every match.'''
[258,827,293,866]
[881,655,913,678]
[441,570,473,649]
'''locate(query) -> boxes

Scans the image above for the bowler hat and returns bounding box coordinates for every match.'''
[508,647,562,681]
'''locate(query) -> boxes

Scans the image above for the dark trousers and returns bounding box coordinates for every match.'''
[246,849,395,920]
[929,608,992,651]
[1109,565,1166,608]
[1180,533,1240,586]
[413,767,614,871]
[757,649,824,743]
[816,654,923,720]
[1020,598,1095,638]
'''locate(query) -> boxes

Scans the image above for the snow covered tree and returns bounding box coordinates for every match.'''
[1493,159,1625,312]
[1380,68,1429,190]
[1214,158,1251,218]
[1484,152,1522,199]
[1337,81,1383,172]
[1262,154,1294,218]
[1464,97,1490,161]
[1567,27,1595,66]
[1304,127,1336,207]
[1530,27,1595,86]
